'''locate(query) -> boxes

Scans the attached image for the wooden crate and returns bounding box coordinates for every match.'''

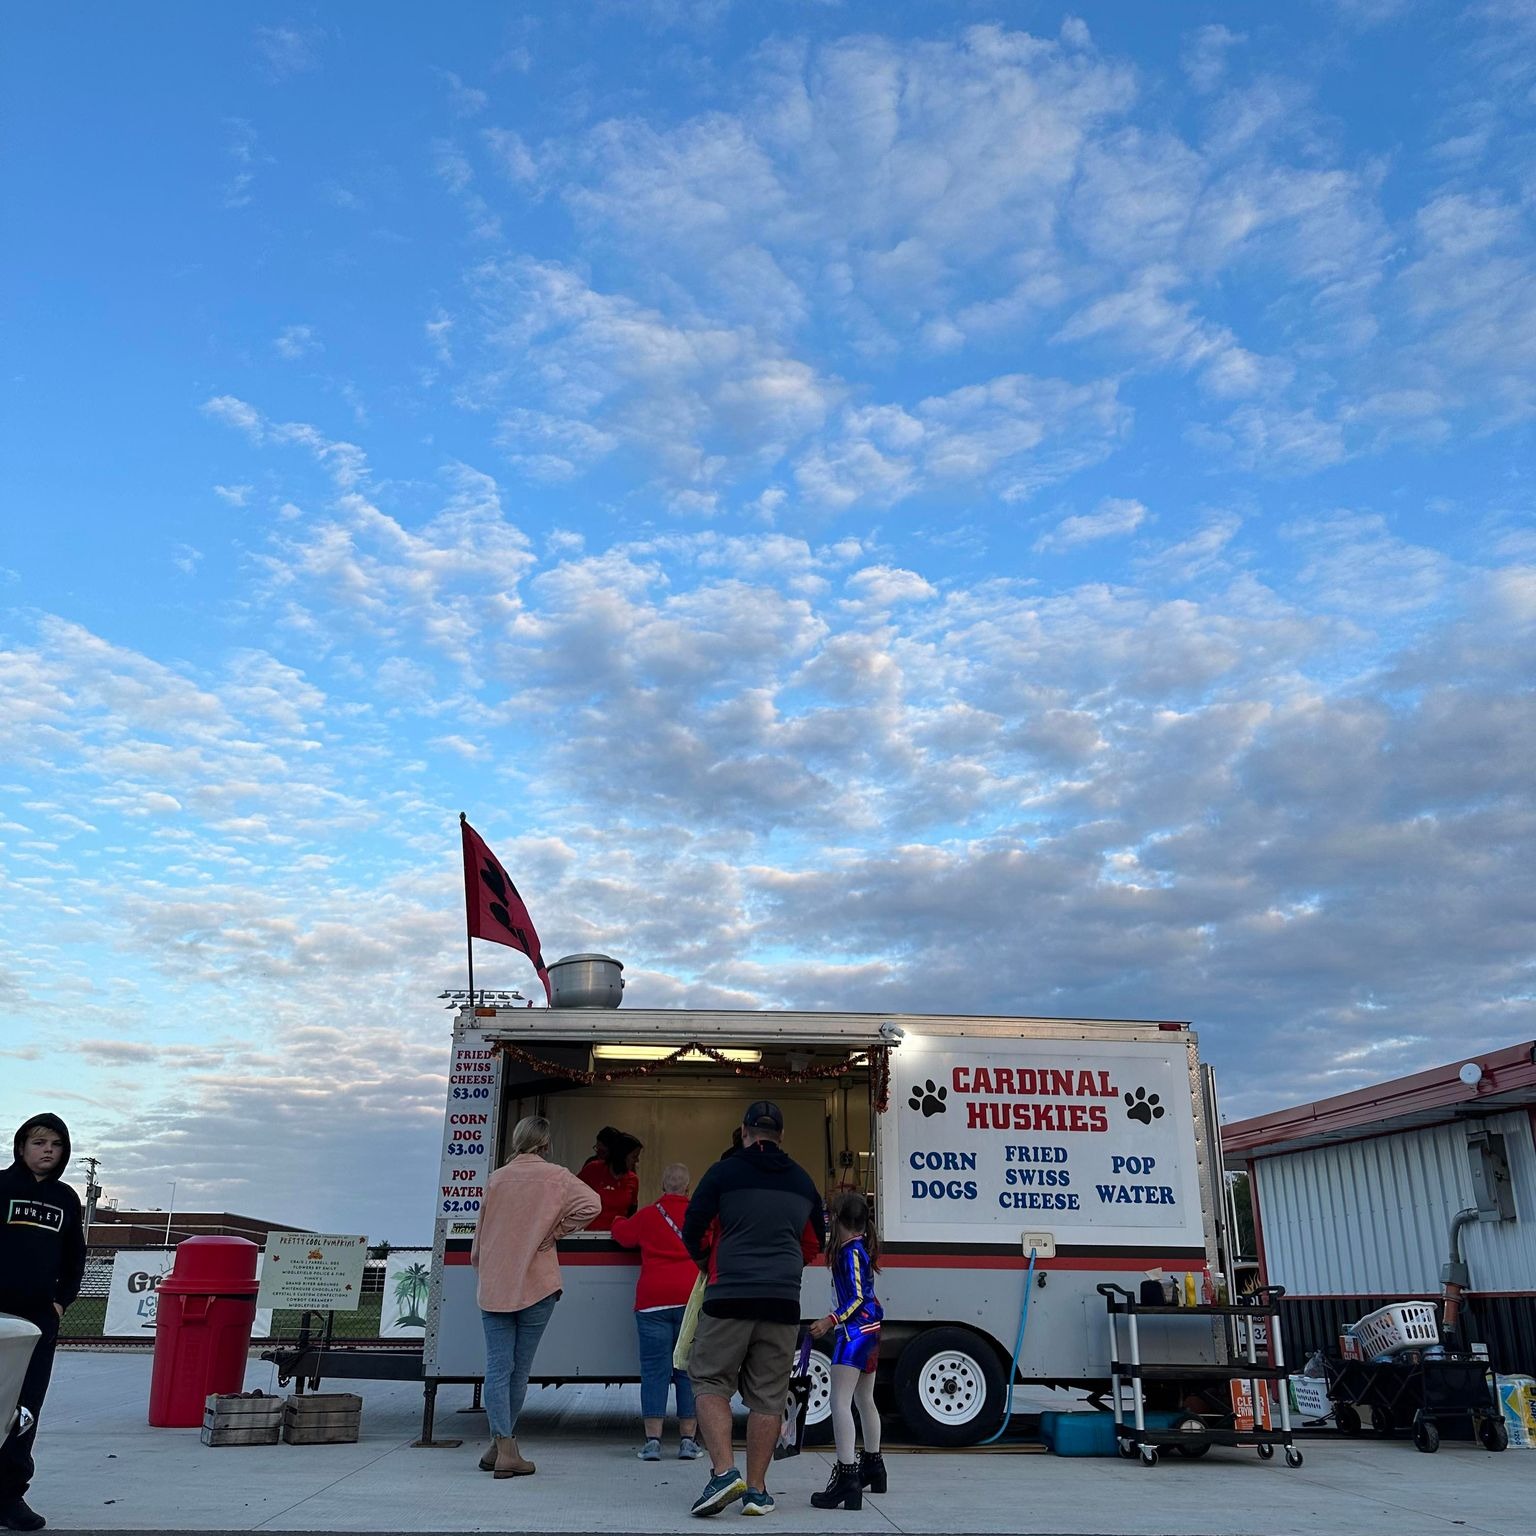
[201,1392,283,1447]
[282,1392,362,1445]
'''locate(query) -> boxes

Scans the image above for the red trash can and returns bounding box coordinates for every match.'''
[147,1236,260,1427]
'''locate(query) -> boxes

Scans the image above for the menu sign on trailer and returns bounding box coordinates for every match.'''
[438,1031,493,1222]
[256,1233,368,1312]
[889,1035,1204,1251]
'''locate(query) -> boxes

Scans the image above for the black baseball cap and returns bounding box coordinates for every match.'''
[742,1100,784,1133]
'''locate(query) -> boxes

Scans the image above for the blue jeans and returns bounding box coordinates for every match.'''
[636,1306,696,1422]
[482,1292,559,1437]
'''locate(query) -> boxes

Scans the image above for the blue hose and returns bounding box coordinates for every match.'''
[980,1246,1037,1445]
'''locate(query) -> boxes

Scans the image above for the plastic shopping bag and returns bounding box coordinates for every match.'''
[673,1273,707,1372]
[773,1334,813,1461]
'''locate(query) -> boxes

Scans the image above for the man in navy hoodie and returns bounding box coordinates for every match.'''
[0,1115,85,1532]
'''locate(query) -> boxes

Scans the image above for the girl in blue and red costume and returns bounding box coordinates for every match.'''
[808,1192,885,1511]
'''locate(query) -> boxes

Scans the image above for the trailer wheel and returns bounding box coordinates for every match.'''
[1413,1420,1440,1454]
[894,1327,1006,1446]
[801,1344,835,1446]
[1334,1403,1361,1436]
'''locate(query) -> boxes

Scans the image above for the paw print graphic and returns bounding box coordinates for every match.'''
[1125,1087,1165,1125]
[909,1080,948,1117]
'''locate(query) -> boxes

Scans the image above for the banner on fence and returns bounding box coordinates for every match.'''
[379,1251,431,1336]
[105,1249,271,1338]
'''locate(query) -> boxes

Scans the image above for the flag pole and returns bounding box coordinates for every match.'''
[460,812,475,1010]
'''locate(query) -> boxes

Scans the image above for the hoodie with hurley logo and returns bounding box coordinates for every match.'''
[0,1114,86,1315]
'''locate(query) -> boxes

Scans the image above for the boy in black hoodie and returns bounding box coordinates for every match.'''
[0,1115,85,1532]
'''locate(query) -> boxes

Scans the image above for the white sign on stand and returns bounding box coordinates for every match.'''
[256,1233,368,1312]
[104,1249,271,1337]
[438,1034,494,1222]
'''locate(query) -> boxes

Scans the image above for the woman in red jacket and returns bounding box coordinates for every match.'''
[577,1130,642,1232]
[611,1162,699,1461]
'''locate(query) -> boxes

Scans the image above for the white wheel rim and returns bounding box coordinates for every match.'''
[917,1349,988,1426]
[804,1354,833,1426]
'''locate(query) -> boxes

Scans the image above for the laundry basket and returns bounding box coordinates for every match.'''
[1353,1302,1440,1359]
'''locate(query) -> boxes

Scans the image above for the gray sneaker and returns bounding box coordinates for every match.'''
[741,1487,776,1516]
[638,1437,663,1461]
[679,1435,702,1460]
[690,1467,747,1517]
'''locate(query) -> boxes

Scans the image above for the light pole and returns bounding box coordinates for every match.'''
[164,1181,177,1247]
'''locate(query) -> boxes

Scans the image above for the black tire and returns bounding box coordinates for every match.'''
[801,1342,836,1447]
[1371,1405,1397,1437]
[1334,1403,1362,1436]
[1139,1445,1159,1467]
[1256,1442,1275,1460]
[1479,1417,1509,1453]
[1414,1420,1440,1454]
[893,1326,1006,1447]
[1285,1446,1304,1468]
[1116,1436,1136,1459]
[1174,1416,1212,1458]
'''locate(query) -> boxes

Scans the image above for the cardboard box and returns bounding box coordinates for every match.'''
[1230,1379,1274,1432]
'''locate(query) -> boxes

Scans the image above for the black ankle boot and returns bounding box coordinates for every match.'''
[858,1450,887,1493]
[810,1460,863,1510]
[0,1498,46,1532]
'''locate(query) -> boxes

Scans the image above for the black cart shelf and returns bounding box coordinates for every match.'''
[1098,1283,1302,1469]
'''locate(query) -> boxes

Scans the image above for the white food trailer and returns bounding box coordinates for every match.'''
[423,999,1225,1445]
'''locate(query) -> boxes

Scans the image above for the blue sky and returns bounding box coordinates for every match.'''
[2,1,1533,1240]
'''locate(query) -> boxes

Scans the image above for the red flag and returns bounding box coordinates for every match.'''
[461,817,552,1004]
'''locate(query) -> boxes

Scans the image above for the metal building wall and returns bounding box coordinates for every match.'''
[1253,1110,1536,1296]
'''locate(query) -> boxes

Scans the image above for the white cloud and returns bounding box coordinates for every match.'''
[213,484,252,507]
[439,69,488,117]
[253,24,323,80]
[274,324,321,360]
[1035,497,1149,553]
[1182,24,1245,92]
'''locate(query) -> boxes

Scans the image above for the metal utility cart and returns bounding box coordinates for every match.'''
[1098,1283,1301,1468]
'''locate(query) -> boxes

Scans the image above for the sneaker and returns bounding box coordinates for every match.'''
[638,1437,663,1461]
[690,1467,747,1517]
[0,1500,45,1533]
[678,1435,702,1460]
[741,1488,776,1516]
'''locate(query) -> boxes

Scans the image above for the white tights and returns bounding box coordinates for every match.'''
[830,1364,880,1464]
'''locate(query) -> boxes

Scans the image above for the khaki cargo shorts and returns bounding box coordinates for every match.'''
[687,1313,799,1416]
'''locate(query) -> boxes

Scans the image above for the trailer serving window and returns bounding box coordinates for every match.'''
[495,1036,878,1209]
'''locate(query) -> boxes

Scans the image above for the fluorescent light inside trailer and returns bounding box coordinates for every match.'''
[592,1044,763,1063]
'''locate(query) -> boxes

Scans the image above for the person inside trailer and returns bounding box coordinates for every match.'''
[576,1129,642,1231]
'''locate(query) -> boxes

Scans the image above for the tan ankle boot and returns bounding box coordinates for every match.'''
[478,1441,497,1471]
[493,1435,535,1478]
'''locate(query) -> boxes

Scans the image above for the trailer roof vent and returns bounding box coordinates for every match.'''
[548,953,624,1009]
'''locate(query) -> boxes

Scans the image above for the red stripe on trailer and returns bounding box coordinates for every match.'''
[880,1252,1203,1272]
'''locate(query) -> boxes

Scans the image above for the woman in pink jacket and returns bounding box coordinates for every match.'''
[471,1115,601,1478]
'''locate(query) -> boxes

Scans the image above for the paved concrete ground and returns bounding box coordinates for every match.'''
[28,1353,1533,1536]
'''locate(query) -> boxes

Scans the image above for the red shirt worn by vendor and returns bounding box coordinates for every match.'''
[577,1131,642,1232]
